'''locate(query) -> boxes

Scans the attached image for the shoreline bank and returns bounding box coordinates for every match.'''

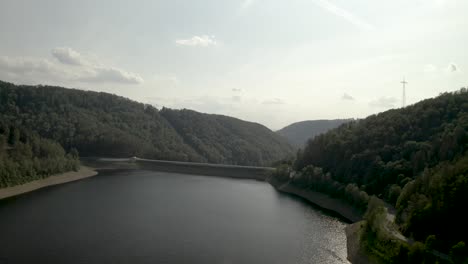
[0,166,98,200]
[268,179,363,223]
[267,178,366,263]
[345,222,374,264]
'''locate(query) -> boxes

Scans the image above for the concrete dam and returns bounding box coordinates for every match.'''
[82,157,275,181]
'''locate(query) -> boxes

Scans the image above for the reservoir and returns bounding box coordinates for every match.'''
[0,170,349,263]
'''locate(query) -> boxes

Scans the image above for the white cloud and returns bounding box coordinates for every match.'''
[176,35,218,47]
[51,47,86,66]
[342,93,355,100]
[0,48,144,85]
[262,98,285,105]
[0,56,55,74]
[0,56,67,83]
[311,0,375,31]
[369,97,398,108]
[77,67,143,84]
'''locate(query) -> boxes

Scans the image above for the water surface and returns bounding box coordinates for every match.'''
[0,170,349,263]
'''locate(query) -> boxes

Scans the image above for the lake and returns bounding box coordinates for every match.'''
[0,170,349,263]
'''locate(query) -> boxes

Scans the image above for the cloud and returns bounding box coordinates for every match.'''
[0,48,143,85]
[77,67,143,84]
[447,63,458,73]
[311,0,375,31]
[51,47,85,66]
[0,56,56,75]
[176,35,218,47]
[369,97,398,108]
[241,0,255,9]
[262,98,286,105]
[342,93,355,100]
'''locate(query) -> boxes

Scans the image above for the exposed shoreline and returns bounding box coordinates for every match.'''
[268,179,363,223]
[345,222,373,264]
[0,166,98,200]
[267,178,366,264]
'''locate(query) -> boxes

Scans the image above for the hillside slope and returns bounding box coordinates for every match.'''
[273,88,468,261]
[161,108,293,165]
[0,81,293,166]
[277,119,350,148]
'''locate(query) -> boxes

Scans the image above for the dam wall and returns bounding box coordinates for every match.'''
[81,157,274,181]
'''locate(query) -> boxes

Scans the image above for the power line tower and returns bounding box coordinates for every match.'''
[401,78,408,108]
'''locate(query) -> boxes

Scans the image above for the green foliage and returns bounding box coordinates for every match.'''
[0,81,293,166]
[160,108,293,166]
[295,89,468,197]
[0,124,79,188]
[408,242,425,263]
[396,156,468,251]
[360,219,410,264]
[272,164,292,182]
[450,241,468,264]
[425,235,437,251]
[288,88,468,256]
[364,196,386,234]
[273,164,369,212]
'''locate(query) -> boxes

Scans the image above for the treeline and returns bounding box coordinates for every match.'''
[0,122,79,188]
[0,81,293,167]
[274,164,369,212]
[362,196,467,264]
[273,88,468,261]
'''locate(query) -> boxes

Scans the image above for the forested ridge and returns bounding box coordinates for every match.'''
[273,88,468,263]
[0,80,293,168]
[277,119,351,148]
[161,108,293,166]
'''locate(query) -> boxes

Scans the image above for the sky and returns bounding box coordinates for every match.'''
[0,0,467,130]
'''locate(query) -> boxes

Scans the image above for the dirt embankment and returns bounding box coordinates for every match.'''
[267,179,380,263]
[0,166,97,200]
[268,179,363,222]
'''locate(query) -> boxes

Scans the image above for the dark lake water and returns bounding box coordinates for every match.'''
[0,170,349,264]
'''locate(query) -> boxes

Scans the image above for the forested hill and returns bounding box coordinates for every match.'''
[0,81,293,166]
[279,88,468,260]
[277,119,351,148]
[160,108,293,165]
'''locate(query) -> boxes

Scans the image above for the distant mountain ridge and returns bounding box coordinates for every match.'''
[0,80,293,166]
[277,119,351,148]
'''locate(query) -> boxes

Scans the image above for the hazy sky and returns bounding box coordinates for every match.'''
[0,0,466,129]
